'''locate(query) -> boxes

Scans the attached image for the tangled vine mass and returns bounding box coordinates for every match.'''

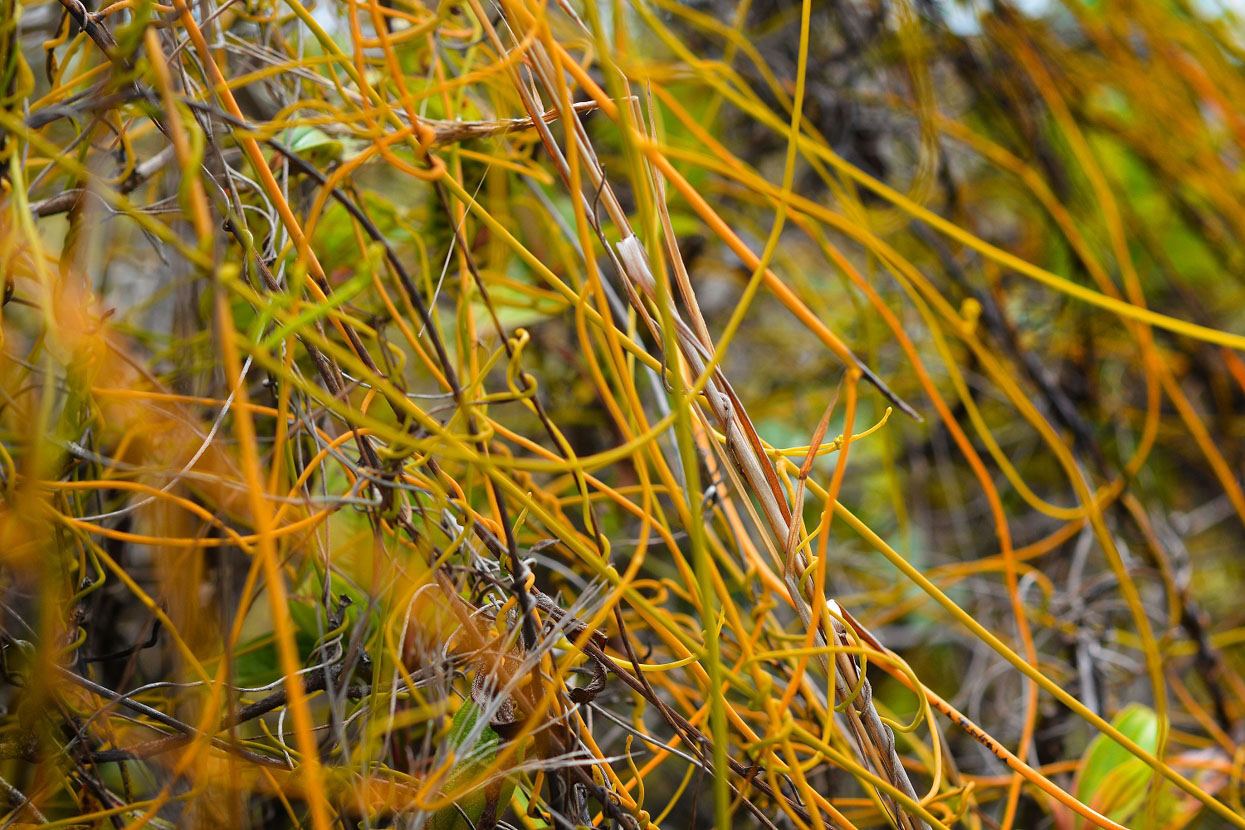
[3,0,1245,828]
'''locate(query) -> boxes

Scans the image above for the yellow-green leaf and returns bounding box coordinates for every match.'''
[1074,704,1160,828]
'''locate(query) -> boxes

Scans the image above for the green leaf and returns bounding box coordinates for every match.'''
[229,634,282,688]
[281,125,344,163]
[425,699,516,830]
[1074,704,1161,827]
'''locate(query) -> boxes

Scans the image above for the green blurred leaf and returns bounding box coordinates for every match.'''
[1075,704,1160,827]
[229,635,282,688]
[281,125,344,163]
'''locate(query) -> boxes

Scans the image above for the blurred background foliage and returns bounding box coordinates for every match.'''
[2,0,1245,828]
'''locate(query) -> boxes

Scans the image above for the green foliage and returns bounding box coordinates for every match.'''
[1075,704,1162,827]
[426,699,518,830]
